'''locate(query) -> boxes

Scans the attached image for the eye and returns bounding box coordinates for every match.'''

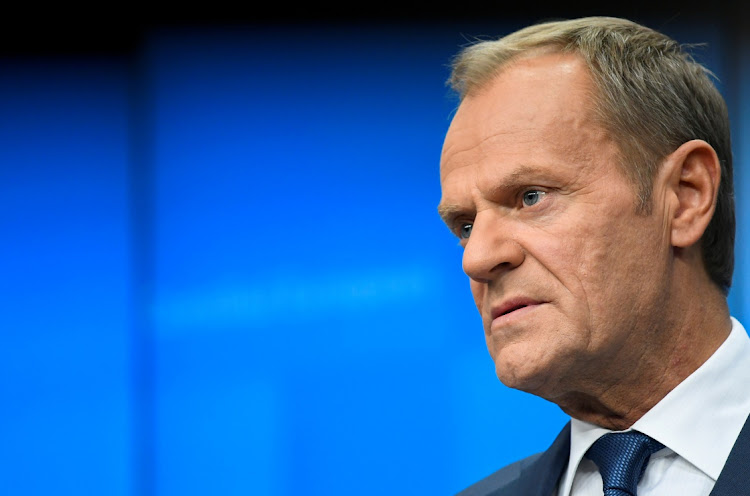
[459,223,473,239]
[521,190,546,207]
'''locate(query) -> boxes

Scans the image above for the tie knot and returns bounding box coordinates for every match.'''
[585,431,664,496]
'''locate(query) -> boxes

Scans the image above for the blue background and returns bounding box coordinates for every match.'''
[2,11,749,495]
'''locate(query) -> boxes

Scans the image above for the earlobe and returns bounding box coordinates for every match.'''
[668,140,721,248]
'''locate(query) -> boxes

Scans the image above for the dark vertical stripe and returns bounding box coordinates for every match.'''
[721,2,747,310]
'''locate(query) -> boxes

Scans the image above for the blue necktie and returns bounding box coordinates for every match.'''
[585,431,665,496]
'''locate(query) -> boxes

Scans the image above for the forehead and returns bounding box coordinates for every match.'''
[440,53,605,183]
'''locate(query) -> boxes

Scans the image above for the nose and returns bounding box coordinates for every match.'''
[462,211,525,283]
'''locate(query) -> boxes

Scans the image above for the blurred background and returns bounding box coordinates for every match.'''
[1,3,749,495]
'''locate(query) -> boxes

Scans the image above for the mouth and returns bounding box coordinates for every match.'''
[490,297,544,322]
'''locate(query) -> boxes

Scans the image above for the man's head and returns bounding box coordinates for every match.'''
[438,17,733,420]
[449,16,734,293]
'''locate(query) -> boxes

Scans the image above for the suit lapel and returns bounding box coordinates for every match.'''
[514,422,570,496]
[708,413,750,495]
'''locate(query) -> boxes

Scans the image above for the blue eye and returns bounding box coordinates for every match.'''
[459,223,473,239]
[522,190,545,207]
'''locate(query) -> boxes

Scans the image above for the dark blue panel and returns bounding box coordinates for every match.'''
[728,32,750,323]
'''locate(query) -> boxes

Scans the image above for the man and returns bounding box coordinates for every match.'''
[438,17,750,496]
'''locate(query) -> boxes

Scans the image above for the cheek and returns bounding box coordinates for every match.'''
[470,280,496,354]
[469,279,485,313]
[557,215,665,332]
[528,213,624,316]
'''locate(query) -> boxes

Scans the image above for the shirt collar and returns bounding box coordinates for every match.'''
[558,317,750,496]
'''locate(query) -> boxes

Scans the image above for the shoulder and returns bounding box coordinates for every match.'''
[454,453,543,496]
[453,422,571,496]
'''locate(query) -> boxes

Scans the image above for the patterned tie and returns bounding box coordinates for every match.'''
[585,431,665,496]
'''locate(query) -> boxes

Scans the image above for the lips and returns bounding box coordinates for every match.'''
[491,297,544,321]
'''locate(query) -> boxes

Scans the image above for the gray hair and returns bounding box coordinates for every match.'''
[448,16,735,293]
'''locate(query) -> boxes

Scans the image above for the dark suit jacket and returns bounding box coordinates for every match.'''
[456,415,750,496]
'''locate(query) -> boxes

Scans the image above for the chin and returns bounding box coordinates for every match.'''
[492,351,560,397]
[494,362,548,395]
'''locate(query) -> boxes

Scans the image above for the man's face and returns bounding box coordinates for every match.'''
[439,53,673,402]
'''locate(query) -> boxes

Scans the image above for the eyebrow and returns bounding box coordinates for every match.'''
[437,164,541,225]
[437,202,468,226]
[489,165,539,195]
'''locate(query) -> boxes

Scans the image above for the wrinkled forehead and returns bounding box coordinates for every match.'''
[440,53,600,183]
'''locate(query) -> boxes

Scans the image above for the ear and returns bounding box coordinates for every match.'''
[663,140,721,248]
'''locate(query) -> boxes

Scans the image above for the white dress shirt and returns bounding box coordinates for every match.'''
[556,317,750,496]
